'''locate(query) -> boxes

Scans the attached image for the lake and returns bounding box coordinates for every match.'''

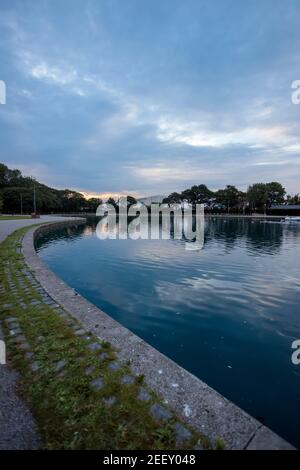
[36,217,300,447]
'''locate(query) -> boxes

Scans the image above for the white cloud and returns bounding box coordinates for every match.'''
[3,9,300,196]
[129,164,222,183]
[18,88,33,99]
[156,116,295,151]
[80,190,141,200]
[30,61,77,85]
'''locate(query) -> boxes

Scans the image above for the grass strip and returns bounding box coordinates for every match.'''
[0,226,217,450]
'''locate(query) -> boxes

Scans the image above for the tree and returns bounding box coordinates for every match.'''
[215,185,245,213]
[247,182,286,212]
[287,194,300,205]
[106,197,118,210]
[265,182,286,206]
[1,187,33,213]
[237,191,248,214]
[87,198,103,213]
[247,183,268,212]
[116,195,138,212]
[61,190,86,212]
[162,192,182,204]
[181,184,213,205]
[1,162,107,213]
[126,195,138,207]
[0,163,20,187]
[0,163,9,188]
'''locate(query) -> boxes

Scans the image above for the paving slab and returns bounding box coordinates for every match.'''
[150,404,172,422]
[0,326,39,449]
[103,396,117,407]
[90,377,104,391]
[172,422,192,445]
[137,387,151,402]
[19,218,296,450]
[121,375,135,385]
[0,216,83,450]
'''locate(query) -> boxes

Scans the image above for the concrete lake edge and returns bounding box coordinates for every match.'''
[21,219,295,450]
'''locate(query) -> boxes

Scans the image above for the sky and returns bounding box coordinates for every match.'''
[0,0,300,198]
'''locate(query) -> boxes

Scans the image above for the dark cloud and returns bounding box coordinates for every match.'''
[0,0,300,196]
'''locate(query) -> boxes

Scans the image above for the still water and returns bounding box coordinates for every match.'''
[36,217,300,447]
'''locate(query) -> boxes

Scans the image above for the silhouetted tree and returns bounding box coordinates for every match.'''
[215,185,246,213]
[162,192,182,204]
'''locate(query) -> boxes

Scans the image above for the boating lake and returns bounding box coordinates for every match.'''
[36,217,300,447]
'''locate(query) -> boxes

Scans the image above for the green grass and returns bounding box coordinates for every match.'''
[0,215,31,220]
[0,226,216,450]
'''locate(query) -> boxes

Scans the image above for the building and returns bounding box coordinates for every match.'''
[268,204,300,216]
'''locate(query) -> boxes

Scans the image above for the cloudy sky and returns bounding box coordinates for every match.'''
[0,0,300,198]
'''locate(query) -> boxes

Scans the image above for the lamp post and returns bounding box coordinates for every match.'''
[20,193,23,215]
[33,184,36,213]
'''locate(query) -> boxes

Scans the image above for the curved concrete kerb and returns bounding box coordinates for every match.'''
[22,220,295,450]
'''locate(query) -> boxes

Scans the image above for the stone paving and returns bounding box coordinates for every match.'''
[0,215,76,243]
[0,218,295,449]
[0,216,83,449]
[4,282,193,447]
[1,224,199,449]
[21,220,295,450]
[0,323,39,450]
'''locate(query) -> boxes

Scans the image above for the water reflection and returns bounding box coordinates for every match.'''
[205,218,285,254]
[38,216,296,257]
[36,217,300,447]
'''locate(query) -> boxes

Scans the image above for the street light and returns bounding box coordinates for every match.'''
[33,183,36,213]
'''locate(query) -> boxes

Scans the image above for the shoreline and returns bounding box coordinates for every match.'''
[20,219,294,450]
[2,221,206,450]
[1,213,286,219]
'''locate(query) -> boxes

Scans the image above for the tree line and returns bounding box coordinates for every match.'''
[0,163,103,214]
[162,183,299,213]
[1,162,299,215]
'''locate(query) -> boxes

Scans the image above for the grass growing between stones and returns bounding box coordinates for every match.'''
[0,215,31,220]
[0,226,212,450]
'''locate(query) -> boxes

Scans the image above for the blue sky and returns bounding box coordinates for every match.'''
[0,0,300,198]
